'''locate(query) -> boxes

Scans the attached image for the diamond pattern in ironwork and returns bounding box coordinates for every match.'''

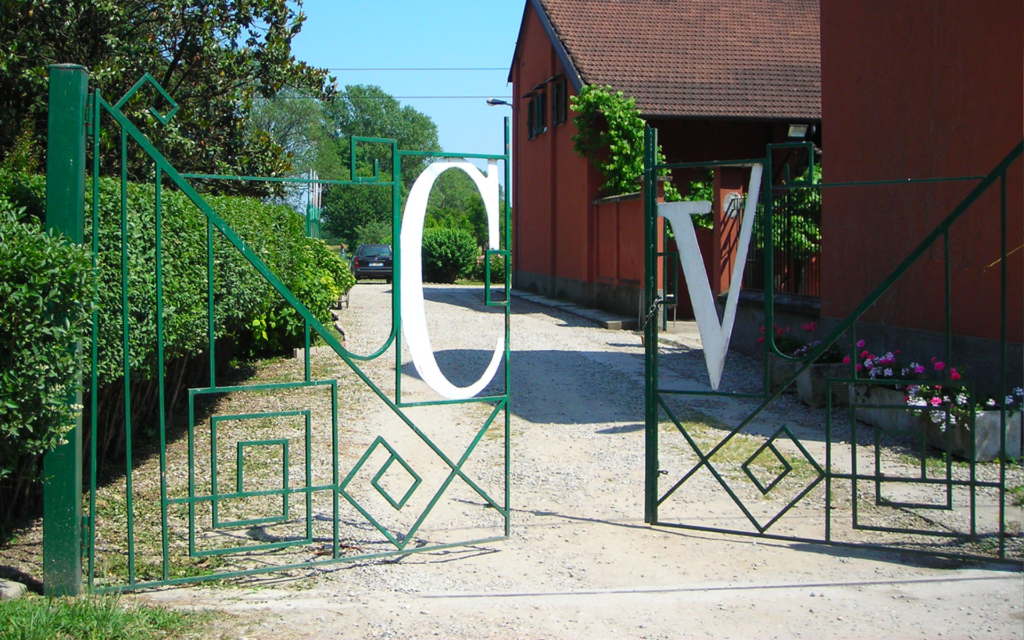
[338,436,423,547]
[742,439,793,495]
[114,73,180,125]
[371,446,422,510]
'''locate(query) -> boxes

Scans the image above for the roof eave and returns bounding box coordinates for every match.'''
[508,0,584,92]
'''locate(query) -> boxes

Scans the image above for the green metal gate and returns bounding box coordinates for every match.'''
[42,66,511,593]
[642,125,1023,566]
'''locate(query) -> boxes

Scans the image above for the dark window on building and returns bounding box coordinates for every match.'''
[527,91,547,139]
[552,78,568,126]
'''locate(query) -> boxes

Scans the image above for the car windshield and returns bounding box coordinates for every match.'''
[360,245,391,258]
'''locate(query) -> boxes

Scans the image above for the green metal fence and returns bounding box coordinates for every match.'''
[42,67,512,593]
[643,125,1023,566]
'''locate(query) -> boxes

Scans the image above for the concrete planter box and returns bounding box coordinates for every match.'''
[852,385,920,434]
[923,410,1024,462]
[768,353,799,394]
[797,362,850,408]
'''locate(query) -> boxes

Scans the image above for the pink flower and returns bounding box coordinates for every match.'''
[950,368,961,380]
[759,326,765,333]
[757,336,765,344]
[857,340,866,348]
[914,365,925,374]
[860,350,869,359]
[856,364,863,372]
[930,397,942,406]
[934,361,946,371]
[895,350,901,355]
[802,322,817,332]
[842,356,851,364]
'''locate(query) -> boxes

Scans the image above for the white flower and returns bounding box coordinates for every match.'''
[884,368,893,377]
[865,358,874,367]
[987,398,998,407]
[1007,396,1015,405]
[1015,387,1023,396]
[955,393,968,406]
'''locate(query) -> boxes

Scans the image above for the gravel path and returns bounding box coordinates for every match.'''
[132,284,1021,638]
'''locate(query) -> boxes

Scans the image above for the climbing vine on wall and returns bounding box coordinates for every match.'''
[569,85,680,200]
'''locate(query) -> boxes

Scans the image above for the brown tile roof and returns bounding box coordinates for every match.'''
[535,0,820,119]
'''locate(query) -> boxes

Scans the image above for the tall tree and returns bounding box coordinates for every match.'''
[320,85,440,246]
[0,0,333,197]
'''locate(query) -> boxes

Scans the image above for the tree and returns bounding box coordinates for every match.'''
[0,0,333,197]
[320,85,440,247]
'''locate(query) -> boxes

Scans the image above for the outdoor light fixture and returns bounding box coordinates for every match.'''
[486,98,512,107]
[532,83,545,91]
[521,91,536,99]
[787,124,809,138]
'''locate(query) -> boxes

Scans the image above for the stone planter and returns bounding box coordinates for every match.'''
[851,385,920,434]
[923,410,1024,462]
[796,362,850,408]
[768,352,799,394]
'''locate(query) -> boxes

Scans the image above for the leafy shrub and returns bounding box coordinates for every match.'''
[467,252,507,284]
[421,227,477,283]
[0,171,352,521]
[0,204,93,482]
[570,85,680,200]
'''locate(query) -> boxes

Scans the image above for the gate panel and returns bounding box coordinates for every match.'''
[73,73,511,591]
[643,127,1023,565]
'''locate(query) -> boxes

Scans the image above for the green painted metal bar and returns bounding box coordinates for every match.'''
[398,150,506,160]
[652,158,764,171]
[88,87,102,592]
[155,166,169,581]
[207,219,215,387]
[119,124,136,586]
[180,173,395,187]
[653,522,1022,568]
[393,142,403,402]
[643,126,659,524]
[772,175,985,190]
[503,115,512,538]
[331,384,339,559]
[43,64,88,597]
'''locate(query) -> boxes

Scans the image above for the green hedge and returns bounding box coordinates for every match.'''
[421,227,477,284]
[0,171,354,524]
[0,204,93,482]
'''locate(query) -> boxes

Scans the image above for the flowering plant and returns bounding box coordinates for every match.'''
[906,369,1024,432]
[792,340,846,364]
[758,323,815,356]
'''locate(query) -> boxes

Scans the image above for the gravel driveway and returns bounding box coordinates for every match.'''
[140,284,1022,639]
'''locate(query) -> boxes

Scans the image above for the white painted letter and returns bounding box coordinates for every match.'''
[400,160,503,399]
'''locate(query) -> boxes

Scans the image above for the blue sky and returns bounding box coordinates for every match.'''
[290,1,524,157]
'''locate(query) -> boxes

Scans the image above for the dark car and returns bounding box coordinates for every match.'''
[352,244,393,283]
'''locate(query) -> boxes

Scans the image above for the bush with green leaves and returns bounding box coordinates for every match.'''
[0,171,353,523]
[570,85,680,200]
[421,227,477,284]
[0,204,93,483]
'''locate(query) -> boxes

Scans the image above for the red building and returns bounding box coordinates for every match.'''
[508,0,821,317]
[817,0,1023,391]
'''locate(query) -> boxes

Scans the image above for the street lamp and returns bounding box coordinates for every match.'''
[486,98,512,107]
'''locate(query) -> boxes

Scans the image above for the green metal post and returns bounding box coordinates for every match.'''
[643,126,658,524]
[43,64,89,597]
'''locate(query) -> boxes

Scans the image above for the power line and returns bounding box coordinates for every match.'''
[327,67,507,71]
[268,95,513,100]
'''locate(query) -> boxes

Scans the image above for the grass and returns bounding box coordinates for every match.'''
[0,594,218,640]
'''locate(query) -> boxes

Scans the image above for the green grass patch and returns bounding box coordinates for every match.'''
[0,594,217,640]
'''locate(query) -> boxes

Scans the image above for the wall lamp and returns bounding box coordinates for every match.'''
[787,124,810,139]
[486,98,512,107]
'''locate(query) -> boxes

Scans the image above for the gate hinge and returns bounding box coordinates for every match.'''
[658,469,668,476]
[85,92,95,137]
